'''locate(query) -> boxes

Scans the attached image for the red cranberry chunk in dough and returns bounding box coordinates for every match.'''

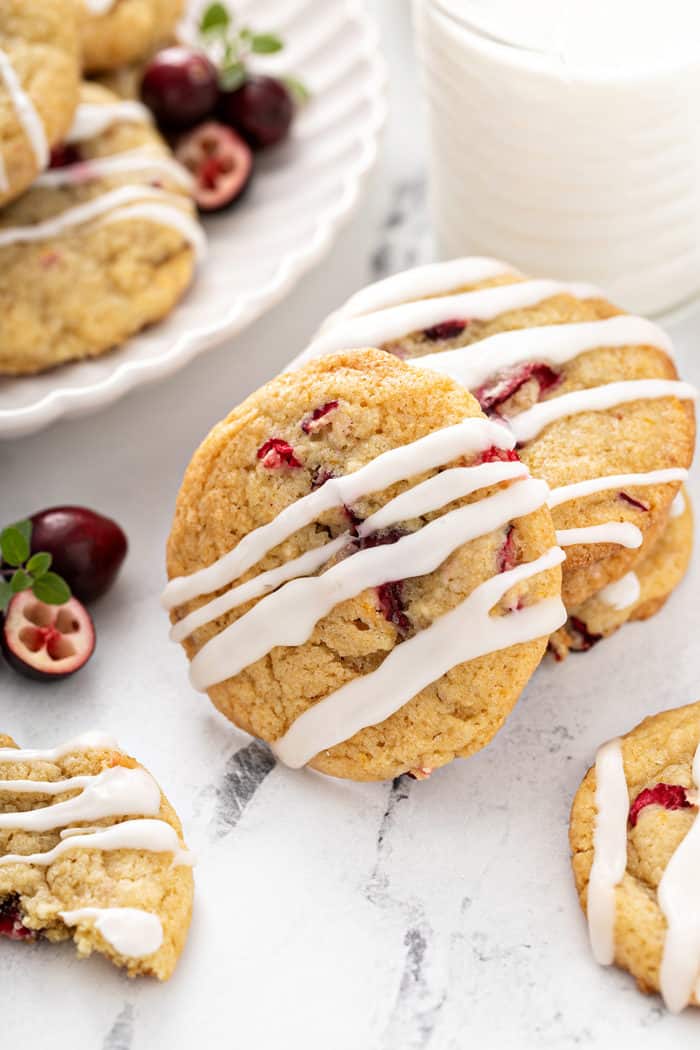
[619,491,651,512]
[474,363,562,415]
[629,783,692,827]
[301,401,339,434]
[0,899,35,941]
[49,143,81,168]
[376,581,411,636]
[257,438,302,469]
[423,319,468,342]
[566,617,603,653]
[497,525,517,573]
[475,446,520,465]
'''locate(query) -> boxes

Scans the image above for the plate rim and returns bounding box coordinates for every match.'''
[0,0,387,439]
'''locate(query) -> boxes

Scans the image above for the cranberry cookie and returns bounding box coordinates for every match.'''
[0,82,204,374]
[0,730,193,980]
[571,701,700,1012]
[165,348,565,782]
[81,0,184,74]
[0,0,80,207]
[298,258,696,608]
[551,488,693,657]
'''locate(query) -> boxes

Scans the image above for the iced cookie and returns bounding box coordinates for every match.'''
[164,348,565,782]
[570,701,700,1012]
[551,488,693,657]
[298,258,697,608]
[81,0,184,74]
[0,0,80,207]
[0,82,204,375]
[0,730,193,980]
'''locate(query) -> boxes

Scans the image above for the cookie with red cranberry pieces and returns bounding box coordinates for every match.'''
[300,258,696,608]
[165,347,565,782]
[570,700,700,1012]
[0,731,193,980]
[0,0,80,207]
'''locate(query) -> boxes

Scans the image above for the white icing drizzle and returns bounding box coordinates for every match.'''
[300,280,600,363]
[0,818,193,868]
[60,907,163,958]
[189,477,551,691]
[547,469,688,508]
[35,147,194,191]
[671,490,687,519]
[0,183,205,259]
[0,731,118,764]
[556,524,643,549]
[0,50,48,172]
[409,316,675,390]
[327,257,518,322]
[100,202,207,263]
[83,0,117,13]
[0,767,161,832]
[162,418,517,611]
[658,742,700,1012]
[598,572,641,611]
[272,547,566,768]
[170,459,527,644]
[510,381,697,445]
[587,738,629,965]
[66,101,151,144]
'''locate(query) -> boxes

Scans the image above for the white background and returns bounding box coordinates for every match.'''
[1,3,698,1047]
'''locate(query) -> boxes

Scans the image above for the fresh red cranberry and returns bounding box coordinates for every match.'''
[257,438,302,469]
[31,506,127,603]
[475,446,520,464]
[1,593,95,682]
[175,122,253,212]
[48,143,81,168]
[423,319,468,341]
[141,47,219,129]
[301,401,339,434]
[474,363,562,415]
[567,616,603,652]
[619,492,651,512]
[218,75,294,149]
[0,899,35,941]
[629,783,692,827]
[497,525,517,573]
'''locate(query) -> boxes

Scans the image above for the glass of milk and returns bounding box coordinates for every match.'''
[412,0,700,316]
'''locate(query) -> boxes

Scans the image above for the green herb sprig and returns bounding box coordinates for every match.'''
[0,520,70,614]
[199,2,309,101]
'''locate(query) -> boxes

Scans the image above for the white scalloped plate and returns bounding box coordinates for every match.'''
[0,0,385,438]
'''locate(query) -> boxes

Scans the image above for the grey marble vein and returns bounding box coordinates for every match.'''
[102,1003,134,1050]
[371,177,431,282]
[213,739,276,837]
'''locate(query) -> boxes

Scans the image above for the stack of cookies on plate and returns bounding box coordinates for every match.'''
[164,255,696,783]
[0,0,202,375]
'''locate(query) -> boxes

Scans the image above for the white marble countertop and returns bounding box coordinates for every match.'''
[2,4,699,1047]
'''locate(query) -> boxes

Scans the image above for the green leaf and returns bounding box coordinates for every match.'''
[283,75,311,105]
[32,572,71,606]
[200,1,230,34]
[26,551,51,577]
[251,33,283,54]
[0,526,30,567]
[0,580,12,613]
[10,569,32,593]
[219,61,247,91]
[11,519,32,545]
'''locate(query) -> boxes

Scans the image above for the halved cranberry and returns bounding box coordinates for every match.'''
[141,47,219,129]
[49,143,81,169]
[497,525,517,573]
[301,401,339,434]
[423,319,468,341]
[1,593,95,682]
[218,75,294,149]
[619,492,651,512]
[0,898,35,941]
[257,438,302,469]
[175,122,253,212]
[566,616,603,653]
[475,446,520,464]
[629,783,692,827]
[474,363,562,415]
